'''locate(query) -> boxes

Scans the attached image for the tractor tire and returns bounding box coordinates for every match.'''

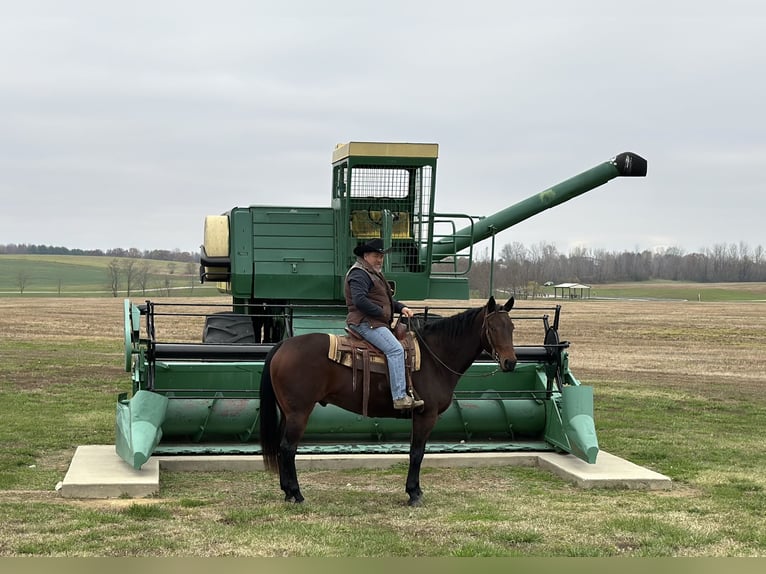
[202,313,257,344]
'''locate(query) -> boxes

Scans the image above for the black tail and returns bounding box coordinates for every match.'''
[259,341,284,473]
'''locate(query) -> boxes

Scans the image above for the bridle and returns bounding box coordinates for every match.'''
[481,308,512,366]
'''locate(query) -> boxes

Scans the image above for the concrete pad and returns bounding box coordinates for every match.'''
[538,450,672,490]
[59,445,160,499]
[159,451,542,472]
[59,446,671,498]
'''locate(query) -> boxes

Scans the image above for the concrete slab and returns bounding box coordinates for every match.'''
[59,445,160,499]
[537,451,672,490]
[158,451,542,472]
[59,446,671,498]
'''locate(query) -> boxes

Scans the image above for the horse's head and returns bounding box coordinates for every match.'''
[483,296,517,372]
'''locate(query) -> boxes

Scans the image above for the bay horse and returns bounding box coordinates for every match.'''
[259,296,516,506]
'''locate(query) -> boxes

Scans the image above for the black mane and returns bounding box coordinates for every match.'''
[418,306,484,340]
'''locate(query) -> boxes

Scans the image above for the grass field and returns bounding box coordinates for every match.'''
[0,254,218,297]
[1,286,765,556]
[586,281,766,302]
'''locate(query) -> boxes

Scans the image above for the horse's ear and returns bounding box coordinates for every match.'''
[503,297,515,311]
[486,296,497,311]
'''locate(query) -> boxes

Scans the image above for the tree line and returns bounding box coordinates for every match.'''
[467,241,766,297]
[8,255,200,296]
[0,243,198,263]
[5,241,766,297]
[105,258,200,297]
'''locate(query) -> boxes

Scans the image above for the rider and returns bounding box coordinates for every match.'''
[345,238,424,410]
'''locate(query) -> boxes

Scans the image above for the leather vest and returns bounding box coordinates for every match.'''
[345,260,394,329]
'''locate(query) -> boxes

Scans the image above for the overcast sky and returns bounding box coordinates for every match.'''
[1,1,764,256]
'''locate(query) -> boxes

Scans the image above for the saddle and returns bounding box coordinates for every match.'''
[327,327,421,416]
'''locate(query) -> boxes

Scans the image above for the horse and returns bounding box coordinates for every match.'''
[258,295,517,506]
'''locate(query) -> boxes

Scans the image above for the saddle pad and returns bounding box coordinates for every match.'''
[327,332,421,371]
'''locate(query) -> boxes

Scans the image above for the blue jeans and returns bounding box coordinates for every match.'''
[348,321,407,400]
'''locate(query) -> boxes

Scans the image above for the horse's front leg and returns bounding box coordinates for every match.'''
[405,447,425,506]
[279,418,307,503]
[405,413,437,507]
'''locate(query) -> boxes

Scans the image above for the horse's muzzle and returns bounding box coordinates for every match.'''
[502,358,517,372]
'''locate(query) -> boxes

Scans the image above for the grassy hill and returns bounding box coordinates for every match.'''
[0,254,220,297]
[4,254,766,301]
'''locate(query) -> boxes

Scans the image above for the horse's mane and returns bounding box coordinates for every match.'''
[418,306,484,340]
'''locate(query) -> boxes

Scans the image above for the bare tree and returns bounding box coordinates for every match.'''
[738,241,752,281]
[186,261,197,294]
[137,261,151,295]
[107,258,120,297]
[121,258,138,296]
[16,267,31,294]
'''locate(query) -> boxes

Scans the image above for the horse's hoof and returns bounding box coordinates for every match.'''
[407,497,423,507]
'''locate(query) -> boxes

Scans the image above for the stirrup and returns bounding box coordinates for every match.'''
[393,395,424,410]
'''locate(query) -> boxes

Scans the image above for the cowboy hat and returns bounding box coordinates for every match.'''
[353,238,388,257]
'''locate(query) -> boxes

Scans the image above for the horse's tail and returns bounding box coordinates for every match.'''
[259,340,284,473]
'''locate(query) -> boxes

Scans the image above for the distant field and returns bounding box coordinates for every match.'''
[0,254,219,297]
[588,281,766,302]
[5,255,766,302]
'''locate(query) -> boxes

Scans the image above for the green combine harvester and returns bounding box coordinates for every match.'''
[118,142,647,469]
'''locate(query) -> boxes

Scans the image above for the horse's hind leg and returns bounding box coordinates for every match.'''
[278,442,303,503]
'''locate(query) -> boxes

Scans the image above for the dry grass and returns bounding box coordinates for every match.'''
[557,299,766,394]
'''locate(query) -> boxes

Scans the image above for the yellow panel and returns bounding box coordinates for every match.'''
[203,215,229,281]
[350,211,411,239]
[203,215,229,257]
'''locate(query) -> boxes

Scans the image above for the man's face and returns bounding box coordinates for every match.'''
[363,251,385,272]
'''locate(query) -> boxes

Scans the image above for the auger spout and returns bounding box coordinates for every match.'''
[561,385,599,464]
[430,152,647,261]
[115,390,169,469]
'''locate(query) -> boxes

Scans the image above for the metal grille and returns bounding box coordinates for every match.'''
[346,166,434,272]
[349,168,410,199]
[413,166,432,245]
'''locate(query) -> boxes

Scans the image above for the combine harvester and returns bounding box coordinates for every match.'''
[118,142,647,471]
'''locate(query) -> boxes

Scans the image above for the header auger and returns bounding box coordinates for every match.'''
[118,142,647,470]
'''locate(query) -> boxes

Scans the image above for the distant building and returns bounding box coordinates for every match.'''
[552,282,591,299]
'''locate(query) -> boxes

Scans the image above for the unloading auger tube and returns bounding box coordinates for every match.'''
[430,152,647,261]
[115,143,647,470]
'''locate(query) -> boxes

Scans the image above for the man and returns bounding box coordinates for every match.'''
[345,238,424,410]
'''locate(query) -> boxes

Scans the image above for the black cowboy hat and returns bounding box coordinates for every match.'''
[353,238,388,257]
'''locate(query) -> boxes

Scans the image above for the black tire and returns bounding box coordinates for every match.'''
[202,313,257,344]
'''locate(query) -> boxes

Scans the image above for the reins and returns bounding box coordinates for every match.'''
[406,307,506,378]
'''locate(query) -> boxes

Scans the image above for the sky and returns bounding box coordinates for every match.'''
[1,0,764,257]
